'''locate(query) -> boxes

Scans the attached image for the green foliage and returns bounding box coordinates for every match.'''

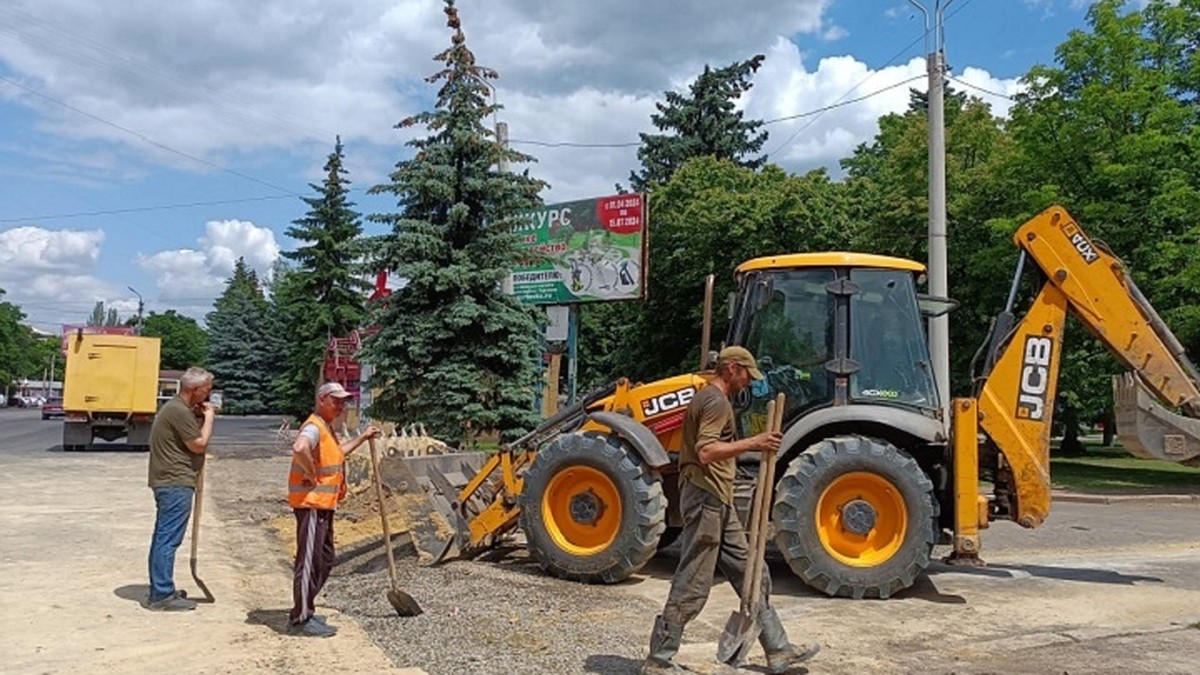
[272,137,369,418]
[86,301,122,327]
[583,157,855,385]
[838,93,1020,399]
[206,259,273,414]
[142,310,208,370]
[630,55,769,192]
[362,1,546,446]
[1004,0,1200,432]
[0,290,29,387]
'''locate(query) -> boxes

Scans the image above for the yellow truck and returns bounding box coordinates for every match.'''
[62,332,162,451]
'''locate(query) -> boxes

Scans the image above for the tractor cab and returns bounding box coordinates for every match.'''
[727,253,940,435]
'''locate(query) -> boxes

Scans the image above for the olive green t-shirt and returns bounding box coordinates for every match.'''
[148,396,204,488]
[678,385,737,505]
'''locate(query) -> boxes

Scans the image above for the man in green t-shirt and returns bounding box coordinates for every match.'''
[146,367,215,611]
[640,347,819,674]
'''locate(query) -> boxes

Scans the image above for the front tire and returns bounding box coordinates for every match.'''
[519,432,666,583]
[773,435,936,599]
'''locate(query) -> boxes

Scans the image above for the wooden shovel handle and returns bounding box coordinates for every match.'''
[748,393,785,609]
[741,399,776,611]
[368,435,400,586]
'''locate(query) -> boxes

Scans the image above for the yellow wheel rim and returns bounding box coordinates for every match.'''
[816,471,907,567]
[542,465,621,556]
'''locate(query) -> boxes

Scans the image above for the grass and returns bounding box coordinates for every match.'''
[1050,442,1200,494]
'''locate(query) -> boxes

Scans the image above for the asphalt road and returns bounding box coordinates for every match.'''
[4,406,1200,674]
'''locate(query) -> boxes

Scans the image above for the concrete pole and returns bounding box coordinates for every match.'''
[497,121,515,297]
[908,0,954,421]
[927,48,950,421]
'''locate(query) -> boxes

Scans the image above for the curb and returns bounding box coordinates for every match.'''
[1052,491,1200,505]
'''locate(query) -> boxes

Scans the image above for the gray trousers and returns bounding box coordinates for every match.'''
[661,480,771,628]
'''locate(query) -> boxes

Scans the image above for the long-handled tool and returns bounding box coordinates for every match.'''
[368,435,423,617]
[189,459,216,603]
[718,393,785,666]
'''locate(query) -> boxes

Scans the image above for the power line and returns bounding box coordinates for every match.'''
[948,76,1016,101]
[764,75,926,125]
[0,74,301,197]
[0,194,298,224]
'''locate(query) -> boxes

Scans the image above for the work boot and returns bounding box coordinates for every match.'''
[147,591,197,612]
[757,606,820,674]
[638,615,687,674]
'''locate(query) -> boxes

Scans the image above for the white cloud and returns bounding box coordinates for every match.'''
[0,226,126,328]
[137,219,279,311]
[1,0,1026,324]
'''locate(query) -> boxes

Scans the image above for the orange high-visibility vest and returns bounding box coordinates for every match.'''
[288,414,346,509]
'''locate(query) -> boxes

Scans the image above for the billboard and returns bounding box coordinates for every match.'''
[510,193,646,305]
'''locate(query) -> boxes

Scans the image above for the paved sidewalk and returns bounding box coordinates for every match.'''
[1,450,422,675]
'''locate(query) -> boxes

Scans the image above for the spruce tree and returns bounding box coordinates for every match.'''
[206,258,272,414]
[362,0,546,446]
[630,55,769,192]
[273,137,368,417]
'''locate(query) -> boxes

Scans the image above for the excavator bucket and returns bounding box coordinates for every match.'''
[374,450,490,563]
[1113,373,1200,467]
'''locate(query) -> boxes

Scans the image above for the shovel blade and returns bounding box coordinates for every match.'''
[387,587,423,617]
[717,610,760,666]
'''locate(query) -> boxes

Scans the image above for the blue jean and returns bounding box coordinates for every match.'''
[148,486,194,601]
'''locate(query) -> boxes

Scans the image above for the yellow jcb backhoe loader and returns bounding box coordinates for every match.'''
[381,205,1200,598]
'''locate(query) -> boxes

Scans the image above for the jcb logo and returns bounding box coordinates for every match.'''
[1063,223,1099,264]
[1016,336,1053,421]
[641,387,696,417]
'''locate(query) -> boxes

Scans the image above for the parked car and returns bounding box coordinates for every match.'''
[41,398,64,420]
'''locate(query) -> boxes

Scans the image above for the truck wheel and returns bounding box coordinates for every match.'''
[773,434,936,599]
[519,432,666,583]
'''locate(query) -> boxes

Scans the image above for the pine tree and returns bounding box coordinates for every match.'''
[630,55,769,192]
[362,0,546,447]
[206,258,272,414]
[272,137,368,417]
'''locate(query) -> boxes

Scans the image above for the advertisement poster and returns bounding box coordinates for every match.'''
[510,193,646,305]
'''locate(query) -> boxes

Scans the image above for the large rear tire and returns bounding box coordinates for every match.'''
[519,432,666,583]
[773,434,936,599]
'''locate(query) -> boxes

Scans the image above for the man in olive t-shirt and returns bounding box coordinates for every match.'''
[146,367,214,611]
[640,347,819,674]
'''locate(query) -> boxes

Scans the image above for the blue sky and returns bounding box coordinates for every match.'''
[0,0,1094,333]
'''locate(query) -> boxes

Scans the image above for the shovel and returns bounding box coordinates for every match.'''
[368,435,423,616]
[189,459,216,603]
[717,393,785,666]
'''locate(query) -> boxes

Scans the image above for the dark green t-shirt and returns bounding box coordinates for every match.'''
[678,385,737,505]
[148,396,204,488]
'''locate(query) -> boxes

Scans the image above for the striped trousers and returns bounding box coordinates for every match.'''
[290,507,335,625]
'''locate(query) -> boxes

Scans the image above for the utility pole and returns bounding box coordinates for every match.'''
[127,286,145,334]
[907,0,954,422]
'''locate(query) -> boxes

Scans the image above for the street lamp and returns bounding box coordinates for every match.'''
[128,286,144,334]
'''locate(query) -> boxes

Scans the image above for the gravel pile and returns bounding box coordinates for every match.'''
[326,552,659,674]
[211,442,667,674]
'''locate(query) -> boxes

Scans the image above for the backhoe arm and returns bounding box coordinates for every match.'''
[974,206,1200,530]
[1016,207,1200,411]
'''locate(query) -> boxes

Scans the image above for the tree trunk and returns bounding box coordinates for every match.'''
[1102,409,1115,447]
[1058,405,1086,456]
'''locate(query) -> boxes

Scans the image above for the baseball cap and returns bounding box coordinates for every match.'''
[317,382,354,399]
[717,346,764,380]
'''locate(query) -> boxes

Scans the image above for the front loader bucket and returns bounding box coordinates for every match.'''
[375,450,490,563]
[1113,373,1200,467]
